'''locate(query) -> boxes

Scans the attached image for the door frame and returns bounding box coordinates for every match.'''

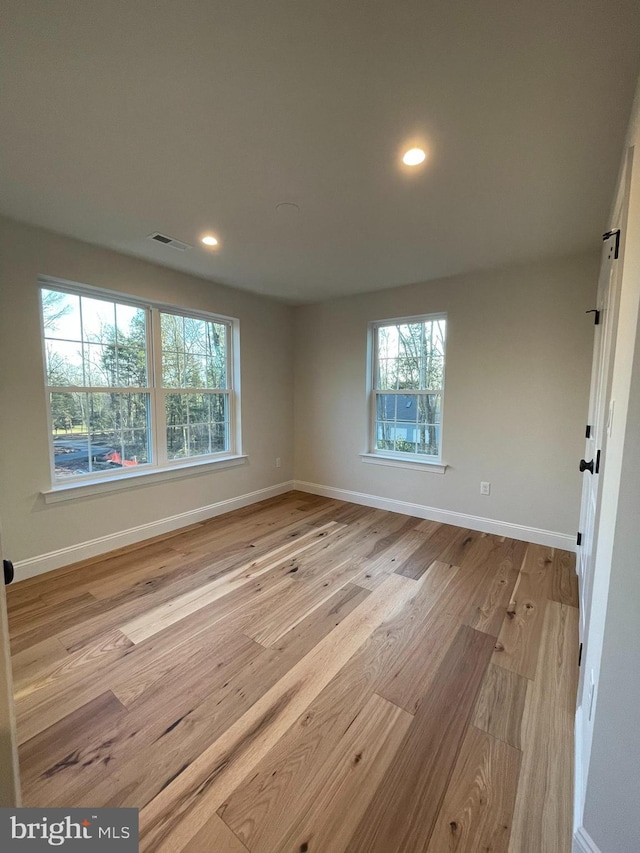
[0,523,21,807]
[573,145,633,832]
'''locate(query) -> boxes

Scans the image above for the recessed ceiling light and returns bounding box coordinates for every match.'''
[201,235,218,246]
[402,148,426,166]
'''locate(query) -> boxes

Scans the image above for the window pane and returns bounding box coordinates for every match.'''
[116,347,147,386]
[397,394,418,420]
[41,290,81,340]
[375,425,394,451]
[183,354,207,387]
[377,325,399,359]
[161,311,229,389]
[183,316,208,354]
[376,320,446,393]
[416,394,442,425]
[46,340,84,386]
[80,296,116,343]
[376,394,397,422]
[211,421,228,452]
[376,358,399,390]
[162,350,184,388]
[123,430,149,465]
[165,392,229,460]
[50,391,151,478]
[189,424,210,456]
[42,290,149,391]
[417,425,441,456]
[84,343,111,386]
[116,304,146,345]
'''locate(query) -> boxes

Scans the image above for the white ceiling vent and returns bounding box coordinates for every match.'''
[147,232,193,251]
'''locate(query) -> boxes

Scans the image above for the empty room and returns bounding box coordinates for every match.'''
[1,3,640,852]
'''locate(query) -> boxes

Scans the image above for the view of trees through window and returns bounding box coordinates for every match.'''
[374,316,446,457]
[41,286,232,480]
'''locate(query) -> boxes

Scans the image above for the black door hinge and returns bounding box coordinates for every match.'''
[586,309,601,325]
[578,642,583,667]
[585,425,591,438]
[595,448,601,474]
[577,532,582,546]
[603,228,621,259]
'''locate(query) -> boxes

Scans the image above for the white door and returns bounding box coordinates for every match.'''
[0,526,20,806]
[577,230,620,638]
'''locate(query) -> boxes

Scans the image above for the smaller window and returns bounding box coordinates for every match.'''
[370,314,446,460]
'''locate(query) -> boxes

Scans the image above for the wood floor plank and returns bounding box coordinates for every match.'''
[438,527,492,568]
[11,636,69,689]
[492,545,553,679]
[247,559,366,647]
[426,725,521,853]
[247,694,412,853]
[550,549,579,608]
[187,814,249,853]
[508,601,579,853]
[19,691,129,799]
[347,625,496,853]
[350,530,430,590]
[372,559,462,713]
[394,522,463,579]
[272,582,370,662]
[21,631,264,807]
[472,663,528,750]
[120,522,343,643]
[376,609,459,714]
[462,538,527,636]
[138,573,422,852]
[15,629,133,708]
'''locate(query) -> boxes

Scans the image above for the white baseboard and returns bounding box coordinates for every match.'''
[294,480,576,551]
[573,826,602,853]
[13,481,294,583]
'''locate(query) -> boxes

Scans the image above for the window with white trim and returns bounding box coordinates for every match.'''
[40,279,239,483]
[370,314,446,460]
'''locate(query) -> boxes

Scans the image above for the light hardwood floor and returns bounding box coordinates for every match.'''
[7,491,579,852]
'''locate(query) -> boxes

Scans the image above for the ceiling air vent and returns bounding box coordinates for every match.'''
[147,232,193,251]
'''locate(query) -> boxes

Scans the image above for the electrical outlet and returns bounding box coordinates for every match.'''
[480,481,491,496]
[275,457,281,468]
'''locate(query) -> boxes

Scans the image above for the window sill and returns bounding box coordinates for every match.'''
[42,454,249,503]
[359,452,448,474]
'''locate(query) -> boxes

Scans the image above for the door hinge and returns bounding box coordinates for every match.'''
[595,448,601,474]
[586,309,601,325]
[577,531,582,546]
[585,424,591,438]
[578,642,583,667]
[603,228,621,259]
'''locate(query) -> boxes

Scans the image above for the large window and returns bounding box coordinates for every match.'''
[370,314,446,461]
[40,280,238,483]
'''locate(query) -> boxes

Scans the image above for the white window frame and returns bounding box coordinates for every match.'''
[362,312,448,473]
[39,276,243,497]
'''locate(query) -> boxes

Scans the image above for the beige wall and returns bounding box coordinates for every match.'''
[0,213,598,571]
[294,253,598,537]
[0,217,294,565]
